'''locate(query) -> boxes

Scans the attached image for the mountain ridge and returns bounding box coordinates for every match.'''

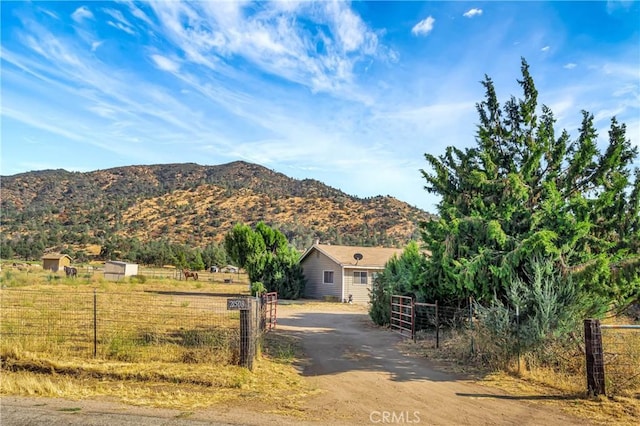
[1,161,433,254]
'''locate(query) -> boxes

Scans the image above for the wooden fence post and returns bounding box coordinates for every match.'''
[584,319,606,396]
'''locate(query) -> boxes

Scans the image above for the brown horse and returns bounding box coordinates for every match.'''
[64,265,77,278]
[182,269,198,281]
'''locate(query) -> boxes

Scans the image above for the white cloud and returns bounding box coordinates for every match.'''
[463,8,483,18]
[541,46,550,52]
[71,6,93,22]
[108,21,135,35]
[91,41,104,52]
[151,54,180,72]
[412,16,435,36]
[40,9,59,20]
[146,1,385,101]
[325,2,378,54]
[563,63,577,69]
[103,8,136,35]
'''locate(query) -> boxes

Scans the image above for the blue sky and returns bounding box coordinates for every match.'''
[1,1,639,212]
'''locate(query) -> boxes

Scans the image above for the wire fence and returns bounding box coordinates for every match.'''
[66,266,248,284]
[402,297,640,397]
[601,325,640,396]
[414,302,473,348]
[1,288,244,364]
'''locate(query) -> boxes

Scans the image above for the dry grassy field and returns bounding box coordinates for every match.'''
[0,266,315,413]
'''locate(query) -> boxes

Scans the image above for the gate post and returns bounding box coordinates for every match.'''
[239,298,254,371]
[584,319,605,396]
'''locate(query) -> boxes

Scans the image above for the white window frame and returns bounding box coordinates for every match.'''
[353,271,368,285]
[323,270,334,284]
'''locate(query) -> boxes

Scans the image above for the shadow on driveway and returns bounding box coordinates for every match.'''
[275,309,462,383]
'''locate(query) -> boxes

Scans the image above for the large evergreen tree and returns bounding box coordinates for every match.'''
[421,58,640,313]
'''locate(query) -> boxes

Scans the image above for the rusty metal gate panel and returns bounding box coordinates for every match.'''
[391,295,414,338]
[261,292,278,331]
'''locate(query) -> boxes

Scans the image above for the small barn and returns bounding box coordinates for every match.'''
[299,244,405,304]
[104,261,139,281]
[42,254,72,272]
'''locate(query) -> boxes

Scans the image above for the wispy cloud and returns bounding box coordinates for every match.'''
[39,8,59,20]
[606,0,635,14]
[107,21,135,35]
[563,63,577,69]
[145,1,388,103]
[103,8,136,35]
[91,41,104,52]
[151,54,180,72]
[411,16,435,36]
[71,6,93,22]
[541,46,551,52]
[463,8,483,18]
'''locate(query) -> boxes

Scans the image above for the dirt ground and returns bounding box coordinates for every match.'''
[1,302,593,425]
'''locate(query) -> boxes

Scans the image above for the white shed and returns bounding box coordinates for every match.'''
[104,260,139,281]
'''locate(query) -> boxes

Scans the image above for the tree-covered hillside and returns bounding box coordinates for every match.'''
[1,161,432,263]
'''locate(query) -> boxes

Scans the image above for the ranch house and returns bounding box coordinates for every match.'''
[300,243,404,304]
[104,260,139,281]
[41,253,72,272]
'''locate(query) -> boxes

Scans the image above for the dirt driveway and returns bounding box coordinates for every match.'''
[1,302,591,425]
[275,303,590,425]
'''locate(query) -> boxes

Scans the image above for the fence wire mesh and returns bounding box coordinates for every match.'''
[414,303,472,348]
[601,326,640,396]
[1,289,242,364]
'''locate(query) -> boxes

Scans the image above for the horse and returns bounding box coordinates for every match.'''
[182,269,198,281]
[64,265,77,278]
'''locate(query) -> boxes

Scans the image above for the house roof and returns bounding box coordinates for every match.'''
[41,253,72,260]
[106,260,137,266]
[300,244,405,269]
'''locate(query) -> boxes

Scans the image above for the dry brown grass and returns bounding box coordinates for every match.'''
[403,327,640,426]
[0,270,315,416]
[0,347,316,413]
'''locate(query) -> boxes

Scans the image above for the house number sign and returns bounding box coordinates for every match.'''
[227,298,250,310]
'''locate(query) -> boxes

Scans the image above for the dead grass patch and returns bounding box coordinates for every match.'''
[401,330,640,426]
[0,347,315,414]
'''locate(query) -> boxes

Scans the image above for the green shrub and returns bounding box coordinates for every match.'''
[251,281,266,296]
[475,257,588,368]
[129,274,147,284]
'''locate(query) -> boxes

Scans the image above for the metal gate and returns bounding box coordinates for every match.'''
[391,295,414,338]
[261,292,278,331]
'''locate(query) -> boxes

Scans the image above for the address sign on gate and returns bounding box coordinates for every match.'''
[227,298,250,310]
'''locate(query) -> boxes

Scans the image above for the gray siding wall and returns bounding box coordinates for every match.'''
[343,268,377,304]
[302,250,343,300]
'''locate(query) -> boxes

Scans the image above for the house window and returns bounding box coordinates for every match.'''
[354,271,368,284]
[323,271,334,284]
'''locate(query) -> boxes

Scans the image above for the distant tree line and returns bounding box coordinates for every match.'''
[0,233,229,271]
